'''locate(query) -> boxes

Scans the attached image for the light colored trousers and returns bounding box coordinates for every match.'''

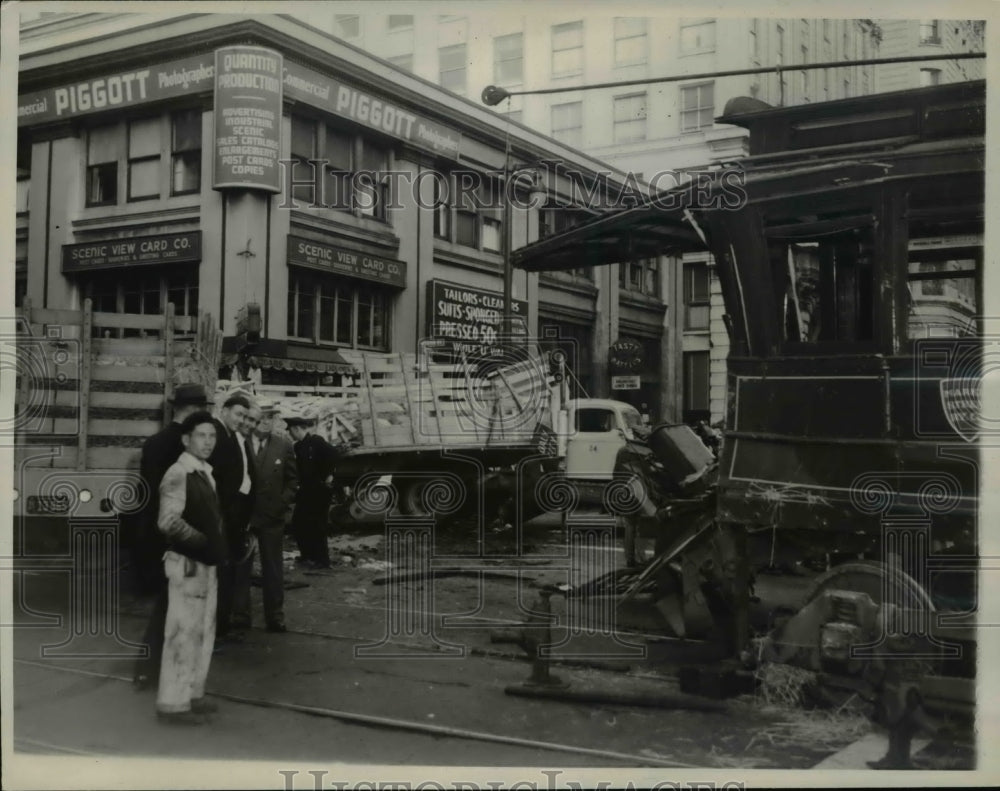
[156,551,217,713]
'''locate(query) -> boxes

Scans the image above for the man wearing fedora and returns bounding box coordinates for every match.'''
[132,382,211,690]
[243,400,298,631]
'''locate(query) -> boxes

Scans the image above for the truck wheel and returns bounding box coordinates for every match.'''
[398,479,429,516]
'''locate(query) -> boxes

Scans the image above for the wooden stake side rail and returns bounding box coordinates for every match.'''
[14,299,221,473]
[257,351,553,451]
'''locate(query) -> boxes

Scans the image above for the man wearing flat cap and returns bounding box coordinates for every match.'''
[132,383,210,690]
[285,411,341,569]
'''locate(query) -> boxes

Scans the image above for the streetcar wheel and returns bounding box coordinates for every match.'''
[806,560,935,612]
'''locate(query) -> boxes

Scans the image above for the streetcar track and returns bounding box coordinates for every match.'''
[13,658,699,768]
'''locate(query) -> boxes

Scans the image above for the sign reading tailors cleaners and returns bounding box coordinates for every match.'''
[428,280,528,359]
[213,46,283,192]
[62,231,202,273]
[287,236,407,288]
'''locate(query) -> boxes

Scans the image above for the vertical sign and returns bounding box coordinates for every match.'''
[213,46,283,192]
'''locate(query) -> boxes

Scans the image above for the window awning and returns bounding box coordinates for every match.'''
[220,338,357,375]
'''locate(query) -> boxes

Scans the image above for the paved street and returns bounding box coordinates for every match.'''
[6,511,976,787]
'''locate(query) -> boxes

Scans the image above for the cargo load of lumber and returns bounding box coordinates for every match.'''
[251,349,555,450]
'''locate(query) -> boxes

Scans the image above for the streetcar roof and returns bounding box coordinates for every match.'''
[512,80,985,275]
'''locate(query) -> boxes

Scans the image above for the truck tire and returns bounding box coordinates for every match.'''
[398,478,429,516]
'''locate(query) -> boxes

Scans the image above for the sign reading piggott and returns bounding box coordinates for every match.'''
[213,46,283,192]
[62,231,201,272]
[286,236,407,288]
[428,280,528,359]
[18,55,215,125]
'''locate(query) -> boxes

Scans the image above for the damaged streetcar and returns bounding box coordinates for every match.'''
[512,80,985,767]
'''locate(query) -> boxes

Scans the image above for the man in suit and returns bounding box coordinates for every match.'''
[208,392,254,640]
[243,401,298,631]
[132,383,211,690]
[285,411,341,569]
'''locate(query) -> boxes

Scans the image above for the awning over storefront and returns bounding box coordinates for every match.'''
[220,338,357,375]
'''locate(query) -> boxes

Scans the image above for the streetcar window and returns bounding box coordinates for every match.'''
[768,226,875,345]
[905,250,980,339]
[905,183,982,340]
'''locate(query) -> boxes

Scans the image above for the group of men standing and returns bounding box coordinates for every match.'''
[130,383,341,725]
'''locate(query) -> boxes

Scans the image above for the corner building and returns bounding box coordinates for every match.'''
[17,13,673,417]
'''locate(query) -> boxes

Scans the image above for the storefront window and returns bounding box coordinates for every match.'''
[82,268,198,338]
[287,268,390,350]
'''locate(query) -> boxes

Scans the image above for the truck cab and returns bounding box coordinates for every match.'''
[563,398,646,480]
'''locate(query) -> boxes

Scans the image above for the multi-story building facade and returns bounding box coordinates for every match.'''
[15,12,678,418]
[323,10,984,424]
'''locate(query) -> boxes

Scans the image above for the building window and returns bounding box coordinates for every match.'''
[684,263,710,329]
[505,109,523,124]
[82,269,198,338]
[920,68,942,86]
[439,43,467,95]
[823,19,831,41]
[539,201,594,248]
[335,15,360,39]
[15,237,27,308]
[799,45,809,101]
[127,117,161,201]
[749,18,759,60]
[170,110,201,195]
[494,33,523,84]
[680,20,716,54]
[680,82,714,133]
[844,78,851,98]
[551,101,583,146]
[842,20,850,58]
[289,114,392,220]
[86,124,119,206]
[387,15,413,30]
[823,69,830,98]
[920,20,940,44]
[614,17,648,66]
[683,351,710,423]
[17,141,30,214]
[85,111,200,207]
[619,259,660,297]
[613,93,646,144]
[388,53,413,71]
[290,115,317,205]
[551,21,583,76]
[287,269,390,350]
[434,170,503,253]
